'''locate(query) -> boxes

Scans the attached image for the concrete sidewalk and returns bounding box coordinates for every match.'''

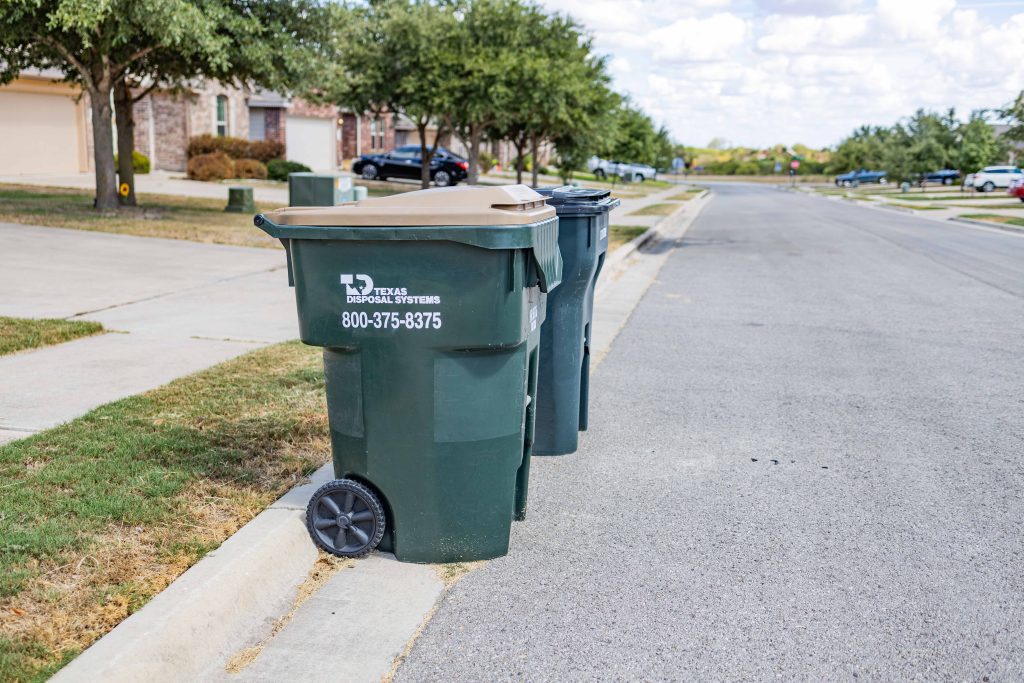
[0,222,295,443]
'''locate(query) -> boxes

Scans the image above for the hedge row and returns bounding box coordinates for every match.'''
[186,135,285,163]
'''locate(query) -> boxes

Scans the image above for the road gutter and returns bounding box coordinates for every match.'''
[52,189,714,683]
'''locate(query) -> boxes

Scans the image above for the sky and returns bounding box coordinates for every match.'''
[539,0,1024,149]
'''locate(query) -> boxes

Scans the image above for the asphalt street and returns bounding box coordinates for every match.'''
[395,184,1024,680]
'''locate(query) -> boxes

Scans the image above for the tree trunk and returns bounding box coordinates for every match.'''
[530,133,540,188]
[89,78,119,210]
[466,126,482,185]
[418,121,431,189]
[113,79,137,207]
[513,137,524,185]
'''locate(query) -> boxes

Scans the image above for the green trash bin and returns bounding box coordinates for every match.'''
[533,187,619,455]
[255,185,561,563]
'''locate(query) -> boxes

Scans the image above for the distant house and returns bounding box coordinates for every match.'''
[0,69,90,174]
[992,124,1023,165]
[0,72,358,175]
[132,85,341,172]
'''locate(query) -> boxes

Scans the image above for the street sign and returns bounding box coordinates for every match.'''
[774,161,782,173]
[672,156,684,170]
[790,160,800,170]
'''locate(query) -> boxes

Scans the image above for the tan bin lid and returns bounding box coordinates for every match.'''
[264,184,556,227]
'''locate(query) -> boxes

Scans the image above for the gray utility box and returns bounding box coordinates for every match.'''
[288,173,354,206]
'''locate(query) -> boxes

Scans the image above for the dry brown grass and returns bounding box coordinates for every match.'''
[0,341,329,681]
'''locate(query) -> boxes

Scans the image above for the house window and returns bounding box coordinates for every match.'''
[249,108,265,141]
[216,95,229,137]
[369,117,379,150]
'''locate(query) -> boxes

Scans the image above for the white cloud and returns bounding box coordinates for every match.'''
[539,0,1024,147]
[757,13,872,52]
[875,0,955,41]
[647,13,749,61]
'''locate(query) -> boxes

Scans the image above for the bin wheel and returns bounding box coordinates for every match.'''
[306,479,385,558]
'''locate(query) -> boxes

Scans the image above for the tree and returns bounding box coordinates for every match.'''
[110,1,334,205]
[956,111,1003,174]
[447,0,544,184]
[0,1,227,209]
[830,126,890,173]
[999,90,1024,145]
[332,0,462,189]
[484,8,610,187]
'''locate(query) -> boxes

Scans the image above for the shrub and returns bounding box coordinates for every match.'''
[247,140,286,163]
[267,159,312,181]
[187,151,235,182]
[478,150,496,172]
[114,150,151,174]
[233,158,268,179]
[512,153,533,172]
[187,134,285,162]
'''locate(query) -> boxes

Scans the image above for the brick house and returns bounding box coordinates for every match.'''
[132,84,341,172]
[339,111,396,161]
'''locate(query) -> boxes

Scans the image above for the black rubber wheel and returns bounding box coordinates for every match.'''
[594,168,606,179]
[982,181,995,193]
[306,479,385,558]
[943,177,953,185]
[361,164,379,180]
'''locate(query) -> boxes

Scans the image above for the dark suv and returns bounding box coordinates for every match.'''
[834,169,888,187]
[353,145,469,186]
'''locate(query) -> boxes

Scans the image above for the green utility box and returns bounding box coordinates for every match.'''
[255,186,562,563]
[288,172,354,206]
[225,186,256,213]
[533,187,619,455]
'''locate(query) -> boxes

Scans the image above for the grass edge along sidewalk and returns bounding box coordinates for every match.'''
[0,317,104,357]
[0,341,329,682]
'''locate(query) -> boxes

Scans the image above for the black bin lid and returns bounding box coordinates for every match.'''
[535,186,619,215]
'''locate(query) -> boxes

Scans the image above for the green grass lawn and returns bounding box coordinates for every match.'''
[0,317,104,357]
[960,214,1024,228]
[0,185,281,249]
[608,225,648,251]
[951,203,1024,210]
[627,203,680,217]
[885,193,1010,201]
[885,203,946,211]
[0,341,329,682]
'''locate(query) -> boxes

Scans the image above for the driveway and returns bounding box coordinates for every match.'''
[0,223,295,442]
[395,184,1024,679]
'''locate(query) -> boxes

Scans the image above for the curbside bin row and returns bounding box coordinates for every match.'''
[533,187,619,456]
[257,182,619,563]
[257,185,561,563]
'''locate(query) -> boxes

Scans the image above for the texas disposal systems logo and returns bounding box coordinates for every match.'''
[339,273,441,304]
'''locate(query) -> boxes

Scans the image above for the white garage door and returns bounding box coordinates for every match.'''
[0,90,84,174]
[286,116,335,171]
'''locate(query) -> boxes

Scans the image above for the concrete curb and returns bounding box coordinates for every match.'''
[802,188,1024,239]
[602,189,710,275]
[52,464,334,682]
[590,190,713,366]
[948,216,1024,235]
[52,187,715,683]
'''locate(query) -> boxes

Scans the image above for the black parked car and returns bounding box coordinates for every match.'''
[922,169,961,185]
[352,145,469,187]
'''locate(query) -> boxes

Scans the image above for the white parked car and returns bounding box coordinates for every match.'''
[970,165,1023,192]
[587,156,658,182]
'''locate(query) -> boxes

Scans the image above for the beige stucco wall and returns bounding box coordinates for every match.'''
[0,76,89,174]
